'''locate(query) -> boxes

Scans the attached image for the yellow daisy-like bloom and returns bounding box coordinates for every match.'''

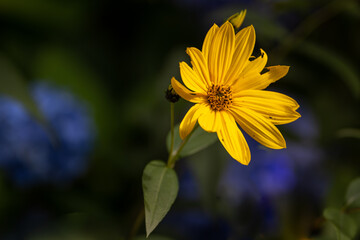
[171,21,301,165]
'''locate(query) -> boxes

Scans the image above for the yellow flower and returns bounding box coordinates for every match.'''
[171,21,300,165]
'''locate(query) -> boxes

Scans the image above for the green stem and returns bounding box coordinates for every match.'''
[342,205,360,214]
[167,103,175,164]
[167,124,198,168]
[127,206,144,240]
[128,102,173,239]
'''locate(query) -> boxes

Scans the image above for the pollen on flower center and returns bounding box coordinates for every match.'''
[207,85,233,111]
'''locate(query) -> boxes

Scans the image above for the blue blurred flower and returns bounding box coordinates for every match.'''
[219,103,325,200]
[178,166,200,201]
[219,142,296,204]
[286,104,320,141]
[0,82,95,186]
[217,103,327,237]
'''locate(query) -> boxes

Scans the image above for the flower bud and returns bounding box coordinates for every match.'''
[227,9,247,30]
[165,84,180,103]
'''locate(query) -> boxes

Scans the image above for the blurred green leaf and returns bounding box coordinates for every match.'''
[142,160,178,237]
[323,208,357,240]
[346,178,360,208]
[33,46,115,153]
[30,234,95,240]
[342,0,360,18]
[0,55,49,129]
[187,142,228,212]
[312,237,336,240]
[0,0,85,30]
[166,124,218,157]
[246,11,288,42]
[297,41,360,98]
[337,128,360,139]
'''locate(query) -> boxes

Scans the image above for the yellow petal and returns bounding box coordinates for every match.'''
[233,89,301,125]
[186,47,212,86]
[242,48,268,75]
[180,61,208,93]
[230,106,286,149]
[233,65,290,92]
[217,111,251,165]
[198,106,222,132]
[207,21,235,85]
[202,24,219,62]
[234,89,299,108]
[224,25,255,85]
[179,104,207,139]
[171,77,206,103]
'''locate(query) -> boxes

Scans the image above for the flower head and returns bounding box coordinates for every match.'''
[171,18,300,165]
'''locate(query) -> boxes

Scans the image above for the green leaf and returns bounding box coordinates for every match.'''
[142,160,179,237]
[166,124,218,157]
[345,178,360,208]
[323,208,357,240]
[135,234,174,240]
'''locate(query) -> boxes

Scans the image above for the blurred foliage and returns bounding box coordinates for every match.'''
[0,56,46,125]
[0,0,359,239]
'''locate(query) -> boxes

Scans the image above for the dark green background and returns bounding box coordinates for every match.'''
[0,0,359,239]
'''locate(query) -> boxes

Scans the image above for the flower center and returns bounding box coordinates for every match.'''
[207,85,232,111]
